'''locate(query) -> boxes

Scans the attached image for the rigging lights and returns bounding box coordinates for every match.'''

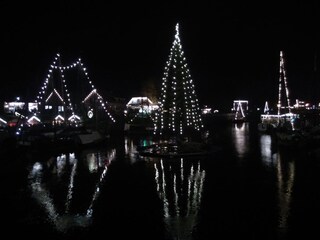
[34,53,115,123]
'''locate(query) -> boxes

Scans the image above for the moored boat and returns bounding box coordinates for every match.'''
[138,140,219,158]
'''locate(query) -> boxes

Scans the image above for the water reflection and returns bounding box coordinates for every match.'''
[153,158,206,240]
[27,148,116,232]
[232,122,249,158]
[260,134,276,166]
[259,134,295,235]
[276,153,295,233]
[125,136,154,164]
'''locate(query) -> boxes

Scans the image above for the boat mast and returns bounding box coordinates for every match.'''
[277,51,291,116]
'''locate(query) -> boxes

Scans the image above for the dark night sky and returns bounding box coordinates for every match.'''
[1,1,320,111]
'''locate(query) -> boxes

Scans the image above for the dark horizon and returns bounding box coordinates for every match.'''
[1,1,320,111]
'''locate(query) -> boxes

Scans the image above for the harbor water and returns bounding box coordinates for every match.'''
[1,121,320,240]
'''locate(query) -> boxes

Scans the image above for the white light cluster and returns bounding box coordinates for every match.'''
[264,101,269,114]
[154,23,204,136]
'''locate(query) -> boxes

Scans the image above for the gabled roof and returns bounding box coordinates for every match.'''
[126,97,154,107]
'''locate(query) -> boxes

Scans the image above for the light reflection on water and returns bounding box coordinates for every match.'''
[259,133,295,236]
[153,157,206,240]
[260,134,277,166]
[27,148,116,232]
[19,129,313,239]
[125,136,155,164]
[276,152,295,233]
[232,122,249,158]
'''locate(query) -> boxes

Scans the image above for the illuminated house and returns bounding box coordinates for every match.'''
[124,97,158,132]
[3,98,33,127]
[126,97,158,113]
[4,101,25,114]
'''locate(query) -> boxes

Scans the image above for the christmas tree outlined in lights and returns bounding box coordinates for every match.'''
[153,23,204,139]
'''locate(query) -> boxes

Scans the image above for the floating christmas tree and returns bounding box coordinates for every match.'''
[153,23,204,138]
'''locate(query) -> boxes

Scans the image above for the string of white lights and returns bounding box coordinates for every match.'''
[154,23,203,136]
[277,51,291,115]
[34,53,115,123]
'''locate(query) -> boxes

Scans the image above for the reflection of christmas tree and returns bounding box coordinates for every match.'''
[154,23,204,138]
[153,158,206,240]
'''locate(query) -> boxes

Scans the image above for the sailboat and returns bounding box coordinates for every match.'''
[232,100,248,123]
[272,51,304,146]
[258,101,276,133]
[258,51,295,134]
[17,53,113,150]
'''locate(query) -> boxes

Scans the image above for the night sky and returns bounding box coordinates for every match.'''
[1,1,320,111]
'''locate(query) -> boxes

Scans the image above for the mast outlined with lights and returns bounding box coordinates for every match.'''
[277,51,291,116]
[33,53,115,125]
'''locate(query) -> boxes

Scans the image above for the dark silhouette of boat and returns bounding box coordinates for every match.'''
[138,141,219,158]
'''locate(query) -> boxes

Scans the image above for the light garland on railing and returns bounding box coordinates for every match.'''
[154,23,204,136]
